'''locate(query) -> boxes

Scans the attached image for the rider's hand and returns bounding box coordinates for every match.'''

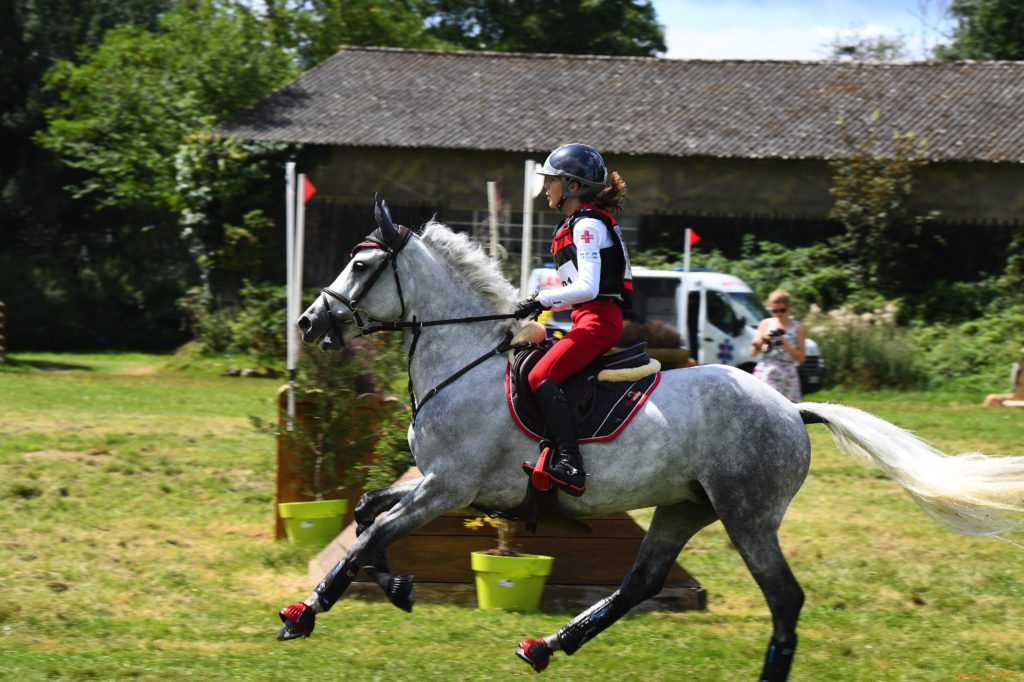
[514,297,545,320]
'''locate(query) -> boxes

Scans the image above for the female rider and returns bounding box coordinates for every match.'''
[515,143,633,497]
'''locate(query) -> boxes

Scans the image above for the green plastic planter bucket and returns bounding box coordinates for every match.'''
[278,499,347,549]
[470,551,554,613]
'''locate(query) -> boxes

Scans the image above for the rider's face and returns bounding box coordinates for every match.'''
[544,177,582,213]
[543,175,561,209]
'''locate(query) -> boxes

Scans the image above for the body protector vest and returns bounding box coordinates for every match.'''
[550,205,634,308]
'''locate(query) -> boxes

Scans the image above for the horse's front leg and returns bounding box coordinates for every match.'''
[277,472,471,640]
[353,478,422,612]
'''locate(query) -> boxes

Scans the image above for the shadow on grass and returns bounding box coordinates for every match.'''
[1,358,94,372]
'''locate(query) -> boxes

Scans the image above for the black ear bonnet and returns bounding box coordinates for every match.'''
[350,193,412,257]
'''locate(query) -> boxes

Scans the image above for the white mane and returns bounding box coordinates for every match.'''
[419,220,518,311]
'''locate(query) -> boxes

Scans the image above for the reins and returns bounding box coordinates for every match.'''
[410,329,529,418]
[336,308,524,420]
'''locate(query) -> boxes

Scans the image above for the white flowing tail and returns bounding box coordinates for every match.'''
[799,402,1024,541]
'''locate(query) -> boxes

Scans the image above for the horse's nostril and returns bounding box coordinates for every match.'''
[297,316,312,333]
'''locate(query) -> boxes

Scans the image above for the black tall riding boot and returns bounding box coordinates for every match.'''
[534,379,586,496]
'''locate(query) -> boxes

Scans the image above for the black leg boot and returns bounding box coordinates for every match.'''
[534,379,586,496]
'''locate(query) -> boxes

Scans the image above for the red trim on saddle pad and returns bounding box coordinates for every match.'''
[505,362,660,443]
[506,362,544,440]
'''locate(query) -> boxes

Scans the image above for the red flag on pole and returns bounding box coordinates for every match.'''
[689,229,702,246]
[302,177,317,203]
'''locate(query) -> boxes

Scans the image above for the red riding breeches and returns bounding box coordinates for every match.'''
[528,300,623,391]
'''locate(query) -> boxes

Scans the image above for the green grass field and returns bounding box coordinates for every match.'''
[1,352,1022,681]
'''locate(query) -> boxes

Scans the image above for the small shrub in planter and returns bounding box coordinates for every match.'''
[253,336,414,545]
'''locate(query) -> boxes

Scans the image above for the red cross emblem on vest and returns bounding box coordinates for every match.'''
[580,230,595,244]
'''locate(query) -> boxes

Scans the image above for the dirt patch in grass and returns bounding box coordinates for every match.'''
[23,449,113,462]
[7,411,253,438]
[115,365,160,376]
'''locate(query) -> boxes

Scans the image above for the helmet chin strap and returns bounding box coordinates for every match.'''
[557,177,587,211]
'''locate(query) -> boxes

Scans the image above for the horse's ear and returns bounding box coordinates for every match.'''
[374,193,398,242]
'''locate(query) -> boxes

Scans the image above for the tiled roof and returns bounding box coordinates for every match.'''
[218,47,1024,163]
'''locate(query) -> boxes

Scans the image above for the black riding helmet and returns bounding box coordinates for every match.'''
[538,143,608,210]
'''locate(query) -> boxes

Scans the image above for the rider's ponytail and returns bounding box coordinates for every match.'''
[591,171,626,214]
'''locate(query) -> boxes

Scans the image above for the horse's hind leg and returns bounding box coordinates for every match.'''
[721,519,804,682]
[354,479,421,612]
[517,500,718,673]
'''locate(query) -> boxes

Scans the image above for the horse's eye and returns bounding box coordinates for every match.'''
[351,261,367,272]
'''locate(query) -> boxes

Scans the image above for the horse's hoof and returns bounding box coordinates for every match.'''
[387,574,416,612]
[277,602,315,640]
[516,638,552,673]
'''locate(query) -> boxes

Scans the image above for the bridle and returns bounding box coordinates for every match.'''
[316,196,525,419]
[319,225,413,344]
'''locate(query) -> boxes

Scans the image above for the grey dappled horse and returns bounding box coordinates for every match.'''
[279,197,1024,680]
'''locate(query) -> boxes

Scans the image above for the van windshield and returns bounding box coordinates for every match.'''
[729,292,767,327]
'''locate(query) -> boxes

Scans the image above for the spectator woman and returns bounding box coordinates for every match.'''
[751,289,806,402]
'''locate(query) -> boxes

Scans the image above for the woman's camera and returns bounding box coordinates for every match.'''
[760,328,786,353]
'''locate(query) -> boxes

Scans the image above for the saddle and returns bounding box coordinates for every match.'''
[505,326,661,443]
[503,322,661,530]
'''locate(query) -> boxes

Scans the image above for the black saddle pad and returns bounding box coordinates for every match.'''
[506,341,660,443]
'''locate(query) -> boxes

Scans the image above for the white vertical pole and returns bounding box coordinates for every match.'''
[681,228,693,355]
[285,162,297,427]
[294,174,308,348]
[487,181,500,259]
[519,159,536,297]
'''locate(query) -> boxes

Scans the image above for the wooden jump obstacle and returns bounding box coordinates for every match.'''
[983,348,1024,408]
[311,468,707,613]
[276,385,706,612]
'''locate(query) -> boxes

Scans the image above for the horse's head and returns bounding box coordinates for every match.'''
[298,194,413,350]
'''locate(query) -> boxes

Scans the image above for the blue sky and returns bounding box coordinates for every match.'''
[650,0,953,60]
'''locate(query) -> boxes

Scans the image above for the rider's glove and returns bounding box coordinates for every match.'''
[514,297,545,320]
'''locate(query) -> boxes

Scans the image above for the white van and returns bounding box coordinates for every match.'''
[526,266,824,393]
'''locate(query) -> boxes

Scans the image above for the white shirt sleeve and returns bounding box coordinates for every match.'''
[537,218,609,308]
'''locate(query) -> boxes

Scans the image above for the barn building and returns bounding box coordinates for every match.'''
[218,47,1024,285]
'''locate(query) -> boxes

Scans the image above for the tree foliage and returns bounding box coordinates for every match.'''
[826,32,909,62]
[0,0,172,263]
[175,132,293,298]
[828,113,939,295]
[37,2,296,214]
[4,1,299,349]
[421,0,666,56]
[0,2,303,350]
[284,0,448,66]
[936,0,1024,60]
